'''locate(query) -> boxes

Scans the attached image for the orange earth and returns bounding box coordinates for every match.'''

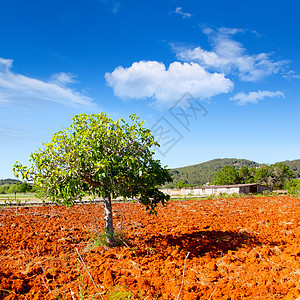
[1,196,300,300]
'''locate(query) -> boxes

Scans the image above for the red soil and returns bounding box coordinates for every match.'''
[1,196,300,299]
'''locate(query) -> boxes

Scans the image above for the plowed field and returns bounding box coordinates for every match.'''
[1,196,300,300]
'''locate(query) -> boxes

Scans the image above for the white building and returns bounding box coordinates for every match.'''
[163,183,272,197]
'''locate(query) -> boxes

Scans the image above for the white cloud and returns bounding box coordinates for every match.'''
[0,58,94,107]
[283,70,300,80]
[230,90,285,106]
[50,72,77,86]
[105,60,233,105]
[173,7,192,19]
[175,27,288,82]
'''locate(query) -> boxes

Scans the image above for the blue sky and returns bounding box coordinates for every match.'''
[0,0,299,179]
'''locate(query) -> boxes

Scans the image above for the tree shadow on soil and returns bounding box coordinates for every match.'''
[144,230,267,258]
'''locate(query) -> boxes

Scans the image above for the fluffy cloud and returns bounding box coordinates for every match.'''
[175,27,288,82]
[105,27,289,107]
[0,58,94,107]
[173,7,192,19]
[105,61,233,105]
[230,90,285,106]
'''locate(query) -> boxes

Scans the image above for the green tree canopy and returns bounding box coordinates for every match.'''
[272,162,293,189]
[253,164,271,186]
[14,113,172,245]
[175,181,186,189]
[7,184,19,194]
[211,163,293,188]
[285,178,300,196]
[253,163,293,188]
[238,166,254,184]
[17,182,32,193]
[0,184,10,194]
[211,165,240,185]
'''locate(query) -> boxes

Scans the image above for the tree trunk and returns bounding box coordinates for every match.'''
[103,195,115,246]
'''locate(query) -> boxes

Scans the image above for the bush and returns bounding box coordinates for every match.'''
[17,182,32,193]
[7,184,18,194]
[87,229,128,249]
[285,179,300,196]
[107,286,134,300]
[0,184,10,194]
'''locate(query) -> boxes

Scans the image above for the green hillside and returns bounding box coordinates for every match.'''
[168,158,300,187]
[168,158,260,186]
[0,179,21,185]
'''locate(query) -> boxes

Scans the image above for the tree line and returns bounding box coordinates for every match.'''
[0,182,32,194]
[212,163,293,189]
[172,163,297,191]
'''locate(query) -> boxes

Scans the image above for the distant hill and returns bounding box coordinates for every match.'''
[168,158,260,186]
[0,179,21,185]
[168,158,300,186]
